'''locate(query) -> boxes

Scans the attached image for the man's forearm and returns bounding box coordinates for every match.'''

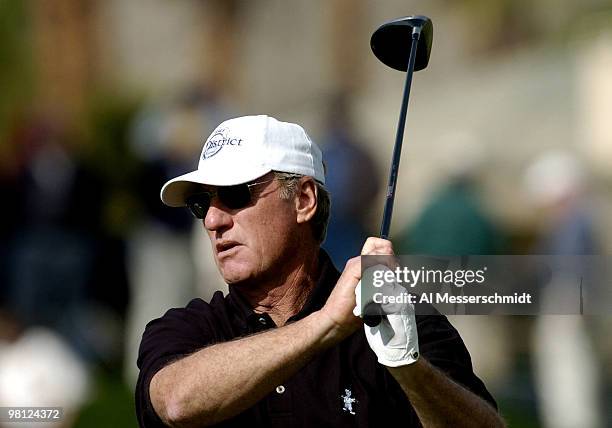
[150,311,346,427]
[388,358,505,428]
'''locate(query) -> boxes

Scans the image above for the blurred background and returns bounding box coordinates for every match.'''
[1,0,611,426]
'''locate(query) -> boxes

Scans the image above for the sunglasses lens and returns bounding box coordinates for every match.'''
[186,184,255,218]
[186,193,211,219]
[219,184,252,209]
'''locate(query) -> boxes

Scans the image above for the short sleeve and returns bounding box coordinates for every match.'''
[135,298,218,427]
[416,314,498,409]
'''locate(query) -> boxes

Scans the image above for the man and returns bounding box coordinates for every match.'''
[136,115,504,427]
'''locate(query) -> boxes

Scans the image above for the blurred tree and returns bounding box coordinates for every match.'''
[29,0,93,125]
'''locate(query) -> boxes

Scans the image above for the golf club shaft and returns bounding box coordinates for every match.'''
[379,27,421,239]
[365,27,422,328]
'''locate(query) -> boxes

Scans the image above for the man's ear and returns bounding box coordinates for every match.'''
[295,177,318,224]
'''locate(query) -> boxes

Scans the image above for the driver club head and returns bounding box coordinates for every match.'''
[370,15,433,72]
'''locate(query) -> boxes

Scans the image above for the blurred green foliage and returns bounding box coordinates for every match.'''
[0,0,32,144]
[82,94,145,236]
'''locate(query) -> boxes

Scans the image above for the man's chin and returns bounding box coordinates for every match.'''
[218,262,255,286]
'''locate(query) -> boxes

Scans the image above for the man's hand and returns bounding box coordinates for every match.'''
[347,238,419,367]
[320,236,420,367]
[318,238,400,340]
[358,265,420,367]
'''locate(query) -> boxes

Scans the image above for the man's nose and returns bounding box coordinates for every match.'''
[204,199,233,231]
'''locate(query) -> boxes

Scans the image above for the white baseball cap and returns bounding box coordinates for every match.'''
[160,115,325,207]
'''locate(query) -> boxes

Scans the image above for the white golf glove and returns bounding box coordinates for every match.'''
[353,266,419,367]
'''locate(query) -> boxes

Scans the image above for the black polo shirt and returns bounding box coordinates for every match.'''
[136,250,496,427]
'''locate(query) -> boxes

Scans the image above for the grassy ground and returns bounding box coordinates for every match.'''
[74,371,136,428]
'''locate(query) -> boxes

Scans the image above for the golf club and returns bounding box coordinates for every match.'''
[363,15,433,327]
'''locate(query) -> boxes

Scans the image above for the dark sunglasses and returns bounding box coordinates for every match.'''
[185,176,298,219]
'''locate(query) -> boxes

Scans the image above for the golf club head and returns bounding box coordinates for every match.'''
[370,15,433,72]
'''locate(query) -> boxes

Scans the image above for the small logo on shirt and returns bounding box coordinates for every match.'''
[341,388,357,415]
[202,127,243,159]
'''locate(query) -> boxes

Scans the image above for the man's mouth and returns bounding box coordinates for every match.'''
[216,241,241,256]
